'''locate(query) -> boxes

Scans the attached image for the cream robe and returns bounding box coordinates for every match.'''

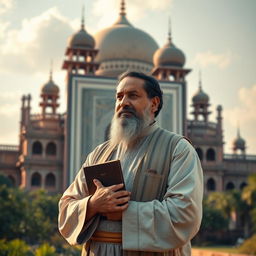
[58,124,203,256]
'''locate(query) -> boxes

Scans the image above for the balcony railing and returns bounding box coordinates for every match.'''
[0,144,19,151]
[224,154,256,161]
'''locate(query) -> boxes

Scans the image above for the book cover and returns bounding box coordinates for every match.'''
[83,159,125,195]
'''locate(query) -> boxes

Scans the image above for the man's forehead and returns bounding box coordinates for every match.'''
[116,76,145,93]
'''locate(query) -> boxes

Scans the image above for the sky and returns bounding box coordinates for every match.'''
[0,0,255,154]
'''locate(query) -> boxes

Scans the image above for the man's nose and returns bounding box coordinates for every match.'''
[119,96,130,107]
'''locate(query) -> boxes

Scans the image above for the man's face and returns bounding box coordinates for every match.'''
[115,76,159,122]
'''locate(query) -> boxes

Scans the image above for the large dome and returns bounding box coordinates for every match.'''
[153,40,185,68]
[94,14,158,76]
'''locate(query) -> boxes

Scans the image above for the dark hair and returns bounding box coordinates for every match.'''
[118,71,163,117]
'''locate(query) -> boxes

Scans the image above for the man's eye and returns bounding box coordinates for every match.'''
[116,95,122,100]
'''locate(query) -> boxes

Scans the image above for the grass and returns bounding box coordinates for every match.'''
[193,246,240,253]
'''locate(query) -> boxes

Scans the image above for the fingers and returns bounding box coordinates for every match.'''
[93,179,103,188]
[108,183,125,192]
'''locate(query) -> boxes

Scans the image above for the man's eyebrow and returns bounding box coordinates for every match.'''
[116,90,139,94]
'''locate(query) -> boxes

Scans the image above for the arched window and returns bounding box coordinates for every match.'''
[240,182,247,190]
[206,148,216,161]
[31,172,41,186]
[195,148,203,161]
[207,178,216,191]
[32,141,43,155]
[226,182,235,190]
[45,173,56,187]
[46,142,57,156]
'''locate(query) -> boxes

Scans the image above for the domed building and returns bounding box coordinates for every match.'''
[62,1,191,184]
[0,1,255,200]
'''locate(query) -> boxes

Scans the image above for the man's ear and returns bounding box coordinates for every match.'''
[151,96,160,114]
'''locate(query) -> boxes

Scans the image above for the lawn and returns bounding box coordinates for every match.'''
[193,246,240,253]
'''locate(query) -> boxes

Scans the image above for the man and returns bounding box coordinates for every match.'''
[58,71,203,256]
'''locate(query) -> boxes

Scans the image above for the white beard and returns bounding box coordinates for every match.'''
[109,105,152,148]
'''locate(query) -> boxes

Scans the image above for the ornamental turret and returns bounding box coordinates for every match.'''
[152,18,190,81]
[191,72,211,122]
[63,6,99,75]
[39,68,59,117]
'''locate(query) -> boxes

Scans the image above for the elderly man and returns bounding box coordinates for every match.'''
[58,71,203,256]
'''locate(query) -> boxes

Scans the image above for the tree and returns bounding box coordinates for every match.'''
[0,185,28,240]
[242,174,256,235]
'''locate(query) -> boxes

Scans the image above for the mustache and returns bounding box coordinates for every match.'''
[117,106,137,117]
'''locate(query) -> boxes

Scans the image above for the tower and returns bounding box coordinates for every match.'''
[151,18,191,82]
[62,6,99,75]
[191,72,211,122]
[39,68,59,117]
[232,127,246,156]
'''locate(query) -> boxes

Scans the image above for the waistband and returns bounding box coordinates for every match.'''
[91,230,122,244]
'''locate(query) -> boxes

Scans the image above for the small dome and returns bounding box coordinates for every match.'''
[217,105,222,111]
[42,78,59,95]
[233,129,246,151]
[153,40,185,68]
[94,16,158,65]
[68,28,95,49]
[192,86,209,104]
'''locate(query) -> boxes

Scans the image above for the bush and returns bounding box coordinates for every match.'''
[35,243,57,256]
[238,234,256,255]
[0,239,33,256]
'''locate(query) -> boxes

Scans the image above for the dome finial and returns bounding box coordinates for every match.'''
[120,0,126,16]
[168,16,172,43]
[49,59,53,81]
[237,122,241,138]
[199,70,202,90]
[81,4,85,30]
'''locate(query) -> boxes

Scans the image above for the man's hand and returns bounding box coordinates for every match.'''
[87,179,131,221]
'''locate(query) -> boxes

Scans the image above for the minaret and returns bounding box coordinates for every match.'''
[62,5,99,75]
[39,65,59,117]
[151,17,191,82]
[191,71,211,122]
[232,126,246,155]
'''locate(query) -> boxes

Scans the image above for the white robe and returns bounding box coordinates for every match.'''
[58,124,203,256]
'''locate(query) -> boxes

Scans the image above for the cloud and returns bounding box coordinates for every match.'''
[92,0,173,29]
[0,7,75,74]
[0,0,13,14]
[193,50,232,69]
[224,84,256,126]
[224,84,256,153]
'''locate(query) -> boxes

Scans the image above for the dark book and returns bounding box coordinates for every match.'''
[83,160,125,195]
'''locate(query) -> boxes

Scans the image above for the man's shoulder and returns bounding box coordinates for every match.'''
[153,127,194,153]
[154,126,183,141]
[91,140,110,156]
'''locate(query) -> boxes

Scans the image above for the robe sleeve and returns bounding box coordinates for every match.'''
[122,139,203,252]
[58,155,100,245]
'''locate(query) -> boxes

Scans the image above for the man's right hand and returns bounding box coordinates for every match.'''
[87,179,131,220]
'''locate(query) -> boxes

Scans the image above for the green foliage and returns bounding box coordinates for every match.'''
[242,174,256,206]
[0,239,33,256]
[201,203,229,232]
[0,185,28,240]
[0,239,8,256]
[238,234,256,255]
[0,185,61,244]
[35,243,57,256]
